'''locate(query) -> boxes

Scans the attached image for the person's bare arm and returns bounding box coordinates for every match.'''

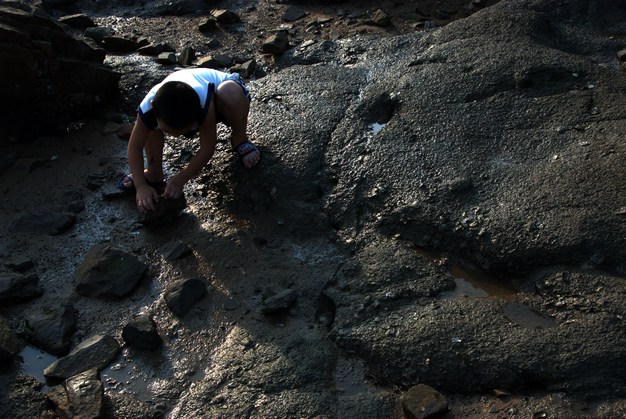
[128,114,158,212]
[164,104,218,199]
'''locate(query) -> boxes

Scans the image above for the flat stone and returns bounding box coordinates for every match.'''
[262,288,297,314]
[59,14,95,29]
[4,255,34,272]
[156,52,177,65]
[65,368,104,418]
[139,195,186,225]
[102,36,138,53]
[211,9,240,24]
[0,272,42,305]
[9,211,75,235]
[198,17,217,32]
[284,6,306,22]
[122,314,162,351]
[26,304,76,356]
[0,316,24,362]
[261,31,290,55]
[75,244,147,299]
[159,240,192,260]
[44,334,120,379]
[165,278,207,317]
[402,384,448,419]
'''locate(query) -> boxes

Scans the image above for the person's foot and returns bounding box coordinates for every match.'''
[234,141,261,168]
[118,171,165,192]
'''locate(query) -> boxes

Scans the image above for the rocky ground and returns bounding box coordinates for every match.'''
[1,0,625,418]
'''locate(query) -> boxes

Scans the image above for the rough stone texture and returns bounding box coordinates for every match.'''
[261,288,297,314]
[9,212,75,235]
[25,304,76,356]
[75,244,148,299]
[0,0,624,417]
[158,240,192,260]
[164,278,207,317]
[261,31,290,55]
[0,2,119,140]
[65,368,104,418]
[402,384,448,419]
[0,316,24,362]
[43,334,120,379]
[0,272,43,305]
[121,314,162,351]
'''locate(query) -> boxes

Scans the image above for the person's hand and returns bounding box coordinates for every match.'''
[164,176,185,199]
[135,184,158,213]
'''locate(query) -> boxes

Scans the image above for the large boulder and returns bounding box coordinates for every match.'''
[0,2,119,141]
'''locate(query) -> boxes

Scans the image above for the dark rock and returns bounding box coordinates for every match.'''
[261,31,290,55]
[122,314,162,351]
[211,9,240,24]
[139,195,186,225]
[262,289,297,314]
[137,43,163,56]
[0,3,118,140]
[44,334,120,379]
[366,9,392,27]
[58,13,94,28]
[159,240,192,260]
[0,272,43,305]
[198,17,217,32]
[4,255,34,272]
[284,5,306,22]
[101,184,127,200]
[46,385,71,417]
[84,26,114,44]
[107,393,164,418]
[9,211,75,235]
[402,384,448,419]
[26,304,76,356]
[65,368,104,418]
[178,46,195,66]
[0,150,18,173]
[231,59,256,78]
[156,52,177,65]
[64,190,85,214]
[86,172,109,190]
[0,315,24,362]
[75,244,148,299]
[617,49,626,62]
[102,35,139,53]
[196,55,222,69]
[164,278,207,317]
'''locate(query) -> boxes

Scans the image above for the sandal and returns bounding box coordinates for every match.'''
[234,140,260,168]
[117,174,166,193]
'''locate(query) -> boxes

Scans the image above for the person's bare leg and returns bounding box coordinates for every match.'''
[216,80,260,168]
[123,129,165,188]
[143,129,165,181]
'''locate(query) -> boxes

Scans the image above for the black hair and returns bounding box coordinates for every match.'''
[152,81,201,130]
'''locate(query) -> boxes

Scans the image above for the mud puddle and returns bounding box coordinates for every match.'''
[502,302,558,329]
[18,345,57,392]
[334,352,391,397]
[417,248,517,299]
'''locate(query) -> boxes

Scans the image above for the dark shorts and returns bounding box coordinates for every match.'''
[215,77,251,125]
[184,78,251,138]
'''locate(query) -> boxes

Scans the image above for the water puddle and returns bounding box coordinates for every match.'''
[370,122,386,133]
[440,277,489,299]
[101,349,170,401]
[334,355,374,396]
[502,302,558,329]
[18,345,58,392]
[425,250,517,299]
